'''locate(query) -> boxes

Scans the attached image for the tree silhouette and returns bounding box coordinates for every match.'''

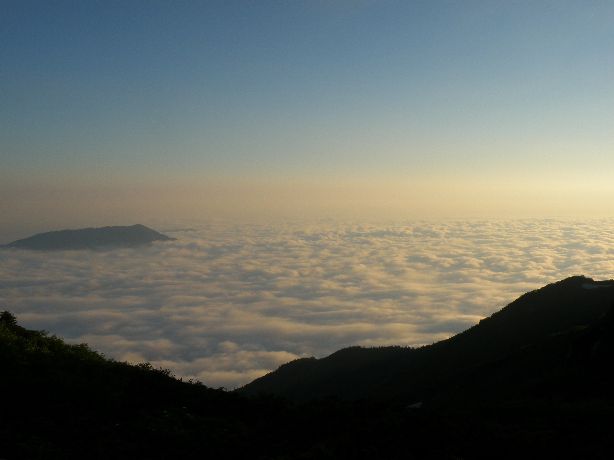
[0,310,17,328]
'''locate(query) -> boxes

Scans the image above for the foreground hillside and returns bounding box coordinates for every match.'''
[242,276,614,403]
[0,311,472,459]
[0,311,247,458]
[3,276,614,458]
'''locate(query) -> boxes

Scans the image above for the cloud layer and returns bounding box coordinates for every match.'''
[2,219,614,388]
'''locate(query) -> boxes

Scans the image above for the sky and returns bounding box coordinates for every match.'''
[2,2,614,388]
[2,0,614,233]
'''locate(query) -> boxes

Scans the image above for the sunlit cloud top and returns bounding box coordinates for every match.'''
[3,219,614,387]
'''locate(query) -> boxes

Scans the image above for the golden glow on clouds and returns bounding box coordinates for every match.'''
[4,219,614,387]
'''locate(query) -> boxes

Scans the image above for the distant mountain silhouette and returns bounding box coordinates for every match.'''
[241,276,614,403]
[3,224,175,250]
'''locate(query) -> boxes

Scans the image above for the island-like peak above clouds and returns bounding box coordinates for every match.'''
[4,224,175,250]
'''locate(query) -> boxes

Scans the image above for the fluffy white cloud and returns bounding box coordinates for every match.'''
[1,219,614,388]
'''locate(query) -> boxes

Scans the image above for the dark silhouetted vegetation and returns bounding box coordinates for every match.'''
[242,276,614,403]
[2,276,614,458]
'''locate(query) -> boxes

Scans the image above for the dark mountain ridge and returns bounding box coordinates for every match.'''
[3,224,175,250]
[3,275,614,458]
[241,276,614,402]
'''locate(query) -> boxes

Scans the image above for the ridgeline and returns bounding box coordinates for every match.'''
[2,276,614,459]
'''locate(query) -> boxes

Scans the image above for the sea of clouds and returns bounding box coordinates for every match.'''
[2,219,614,388]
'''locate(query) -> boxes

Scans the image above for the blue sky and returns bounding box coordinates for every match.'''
[2,1,614,223]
